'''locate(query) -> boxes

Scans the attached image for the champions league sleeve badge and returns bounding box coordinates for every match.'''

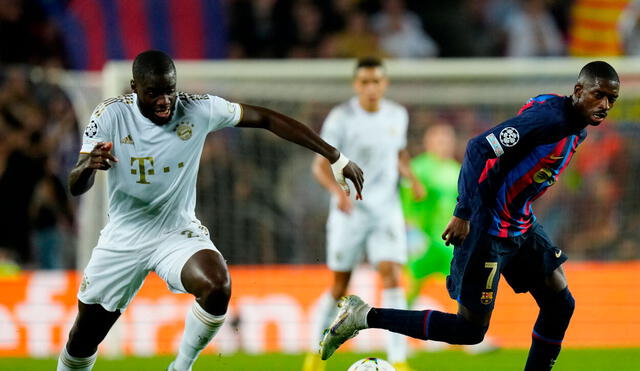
[499,127,519,147]
[84,120,98,138]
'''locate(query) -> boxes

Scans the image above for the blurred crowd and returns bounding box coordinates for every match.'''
[0,67,79,269]
[2,0,640,69]
[227,0,569,59]
[1,0,640,269]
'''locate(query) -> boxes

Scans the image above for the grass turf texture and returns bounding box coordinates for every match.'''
[2,349,638,370]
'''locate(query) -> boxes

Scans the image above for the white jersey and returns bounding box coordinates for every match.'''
[80,92,242,247]
[321,97,408,215]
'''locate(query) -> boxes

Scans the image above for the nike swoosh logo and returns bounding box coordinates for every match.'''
[555,249,562,258]
[550,155,564,160]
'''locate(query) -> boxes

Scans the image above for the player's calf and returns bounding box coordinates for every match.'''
[367,308,488,344]
[525,287,575,370]
[171,301,226,371]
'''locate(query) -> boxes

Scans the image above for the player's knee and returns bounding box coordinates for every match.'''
[556,288,575,319]
[462,325,488,345]
[456,315,488,345]
[542,287,575,316]
[197,271,231,306]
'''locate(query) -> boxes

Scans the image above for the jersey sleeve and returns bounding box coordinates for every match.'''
[320,107,343,149]
[80,102,115,153]
[454,109,565,220]
[207,95,243,133]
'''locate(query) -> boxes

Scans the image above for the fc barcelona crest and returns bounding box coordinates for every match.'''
[175,121,194,141]
[481,291,494,305]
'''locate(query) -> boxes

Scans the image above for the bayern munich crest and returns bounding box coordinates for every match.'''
[175,121,194,140]
[499,127,519,147]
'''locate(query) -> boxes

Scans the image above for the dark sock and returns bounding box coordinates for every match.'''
[367,308,486,344]
[525,336,561,371]
[367,308,429,339]
[525,288,575,371]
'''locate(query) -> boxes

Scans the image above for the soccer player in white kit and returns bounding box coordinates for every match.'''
[57,50,364,371]
[304,58,423,371]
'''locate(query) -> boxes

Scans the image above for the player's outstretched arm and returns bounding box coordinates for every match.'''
[237,104,364,198]
[68,142,118,196]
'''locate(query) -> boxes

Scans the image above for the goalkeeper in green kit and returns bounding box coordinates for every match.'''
[399,124,498,353]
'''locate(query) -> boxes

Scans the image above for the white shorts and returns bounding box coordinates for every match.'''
[78,221,219,312]
[326,204,407,272]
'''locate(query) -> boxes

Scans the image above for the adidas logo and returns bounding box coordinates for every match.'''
[120,134,134,144]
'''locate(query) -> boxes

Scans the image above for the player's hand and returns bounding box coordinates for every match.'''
[88,142,118,170]
[342,161,364,200]
[442,216,470,246]
[411,179,426,201]
[336,190,353,214]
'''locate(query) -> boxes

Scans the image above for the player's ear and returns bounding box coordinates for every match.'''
[130,79,137,93]
[573,83,583,98]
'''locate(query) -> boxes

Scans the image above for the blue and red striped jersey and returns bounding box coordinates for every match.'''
[454,95,587,237]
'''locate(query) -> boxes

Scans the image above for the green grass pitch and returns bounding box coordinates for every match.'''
[2,349,638,370]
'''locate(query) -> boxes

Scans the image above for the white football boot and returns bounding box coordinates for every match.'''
[319,295,371,360]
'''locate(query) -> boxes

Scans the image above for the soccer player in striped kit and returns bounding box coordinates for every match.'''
[320,61,620,371]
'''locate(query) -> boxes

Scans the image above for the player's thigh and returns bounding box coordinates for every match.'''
[326,210,369,272]
[367,206,407,267]
[151,223,223,294]
[79,244,149,312]
[447,231,504,315]
[501,223,568,294]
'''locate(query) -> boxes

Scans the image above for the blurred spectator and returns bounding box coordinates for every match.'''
[0,0,66,67]
[228,0,292,58]
[320,10,385,58]
[463,0,508,56]
[411,0,475,57]
[30,168,74,269]
[288,0,325,58]
[371,0,438,58]
[504,0,565,57]
[619,0,640,55]
[318,0,354,34]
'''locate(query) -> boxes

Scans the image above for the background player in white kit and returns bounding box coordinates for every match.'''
[57,50,364,371]
[304,58,423,371]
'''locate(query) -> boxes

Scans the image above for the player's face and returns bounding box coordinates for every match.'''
[424,124,456,159]
[573,78,619,126]
[353,67,388,110]
[132,71,177,125]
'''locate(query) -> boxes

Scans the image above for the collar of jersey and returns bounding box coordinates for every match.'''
[351,96,384,116]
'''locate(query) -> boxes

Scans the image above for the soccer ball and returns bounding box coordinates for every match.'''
[347,357,396,371]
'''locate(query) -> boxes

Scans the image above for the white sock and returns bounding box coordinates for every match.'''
[382,287,408,364]
[173,302,225,371]
[57,346,97,371]
[310,292,339,351]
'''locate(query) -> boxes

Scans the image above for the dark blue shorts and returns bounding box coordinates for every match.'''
[446,222,567,313]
